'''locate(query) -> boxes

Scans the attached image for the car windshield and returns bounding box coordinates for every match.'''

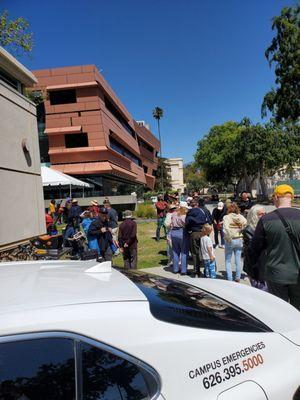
[119,269,272,333]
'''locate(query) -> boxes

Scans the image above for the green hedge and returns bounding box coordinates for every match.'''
[135,204,156,219]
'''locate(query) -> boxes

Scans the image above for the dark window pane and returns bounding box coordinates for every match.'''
[49,89,76,105]
[138,138,153,153]
[81,342,150,400]
[109,134,141,166]
[119,269,272,333]
[104,97,136,138]
[0,67,20,92]
[65,133,89,148]
[0,338,75,400]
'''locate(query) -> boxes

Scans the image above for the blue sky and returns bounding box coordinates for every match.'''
[2,0,297,162]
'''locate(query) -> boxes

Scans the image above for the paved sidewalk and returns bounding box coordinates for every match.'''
[143,245,250,286]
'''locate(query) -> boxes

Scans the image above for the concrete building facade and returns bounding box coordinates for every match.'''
[0,47,45,249]
[164,158,185,192]
[32,65,160,199]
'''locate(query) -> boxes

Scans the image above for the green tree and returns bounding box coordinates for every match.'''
[194,119,296,198]
[195,121,243,188]
[154,157,172,192]
[0,10,33,55]
[152,107,164,189]
[183,163,208,192]
[262,5,300,123]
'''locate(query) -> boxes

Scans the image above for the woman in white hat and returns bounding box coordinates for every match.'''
[89,200,100,217]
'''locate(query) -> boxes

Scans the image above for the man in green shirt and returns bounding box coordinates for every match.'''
[251,184,300,310]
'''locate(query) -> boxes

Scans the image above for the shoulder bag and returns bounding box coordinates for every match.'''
[275,209,300,258]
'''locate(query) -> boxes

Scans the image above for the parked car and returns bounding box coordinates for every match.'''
[0,260,299,399]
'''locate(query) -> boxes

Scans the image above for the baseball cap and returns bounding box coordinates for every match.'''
[217,201,224,210]
[273,184,294,198]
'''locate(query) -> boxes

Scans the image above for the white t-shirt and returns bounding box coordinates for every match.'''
[201,235,214,260]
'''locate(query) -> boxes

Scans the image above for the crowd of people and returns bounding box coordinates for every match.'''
[155,185,300,310]
[45,198,138,269]
[44,184,300,310]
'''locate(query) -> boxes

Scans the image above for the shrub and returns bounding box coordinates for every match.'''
[143,191,158,201]
[135,204,156,219]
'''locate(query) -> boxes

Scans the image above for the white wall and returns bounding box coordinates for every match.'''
[0,80,46,248]
[164,158,185,192]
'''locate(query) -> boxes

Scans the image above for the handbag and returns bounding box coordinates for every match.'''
[275,210,300,258]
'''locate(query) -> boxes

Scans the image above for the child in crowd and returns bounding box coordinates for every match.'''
[200,224,216,279]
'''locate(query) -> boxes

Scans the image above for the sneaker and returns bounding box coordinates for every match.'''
[213,244,217,249]
[113,249,120,256]
[219,245,225,249]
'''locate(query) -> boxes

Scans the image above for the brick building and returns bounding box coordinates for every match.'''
[32,65,159,200]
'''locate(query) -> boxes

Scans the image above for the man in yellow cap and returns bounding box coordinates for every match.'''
[250,184,300,310]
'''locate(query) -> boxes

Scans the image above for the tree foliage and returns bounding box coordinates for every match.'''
[195,121,243,186]
[0,10,33,55]
[154,157,172,191]
[183,163,208,191]
[262,5,300,123]
[194,119,299,196]
[152,106,164,120]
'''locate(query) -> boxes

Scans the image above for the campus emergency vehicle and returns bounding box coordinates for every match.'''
[0,260,299,400]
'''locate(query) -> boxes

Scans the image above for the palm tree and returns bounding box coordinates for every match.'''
[152,107,164,190]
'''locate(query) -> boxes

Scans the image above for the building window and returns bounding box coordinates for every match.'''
[49,89,76,105]
[143,165,148,174]
[105,96,136,138]
[155,151,159,157]
[65,133,88,148]
[152,170,157,177]
[0,67,23,93]
[109,134,141,166]
[138,138,154,153]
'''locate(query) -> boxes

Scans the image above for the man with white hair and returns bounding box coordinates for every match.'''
[251,184,300,309]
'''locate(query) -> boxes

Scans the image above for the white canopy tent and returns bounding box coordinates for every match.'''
[41,166,91,196]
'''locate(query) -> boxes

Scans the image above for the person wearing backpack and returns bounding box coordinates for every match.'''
[250,185,300,310]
